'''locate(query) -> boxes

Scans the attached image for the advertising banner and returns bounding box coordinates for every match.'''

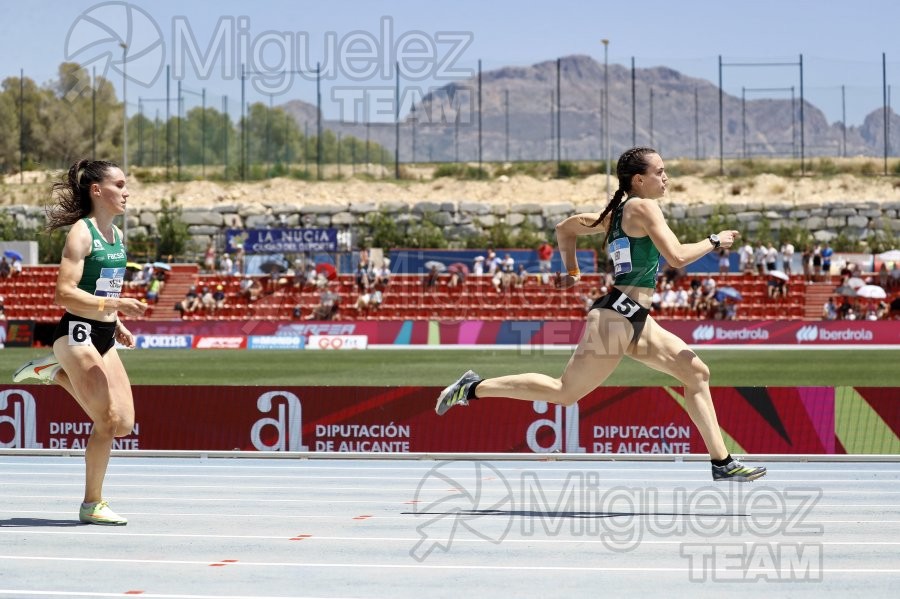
[226,228,338,254]
[124,320,900,347]
[2,385,896,454]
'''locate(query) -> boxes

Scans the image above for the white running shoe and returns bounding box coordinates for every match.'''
[12,354,60,384]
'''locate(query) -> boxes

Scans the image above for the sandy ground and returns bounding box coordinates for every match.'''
[5,170,900,210]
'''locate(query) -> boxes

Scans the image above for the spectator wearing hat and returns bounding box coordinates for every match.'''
[473,255,485,276]
[212,284,226,314]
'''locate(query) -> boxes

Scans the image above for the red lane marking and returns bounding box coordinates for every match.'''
[210,559,239,567]
[290,534,313,541]
[403,500,421,504]
[352,515,372,520]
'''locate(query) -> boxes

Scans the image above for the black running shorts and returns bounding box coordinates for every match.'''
[589,287,650,346]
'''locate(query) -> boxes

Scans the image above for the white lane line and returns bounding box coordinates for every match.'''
[2,464,899,475]
[0,591,365,599]
[1,555,899,574]
[3,529,900,546]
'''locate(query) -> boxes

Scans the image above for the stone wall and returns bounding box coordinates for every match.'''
[8,200,900,249]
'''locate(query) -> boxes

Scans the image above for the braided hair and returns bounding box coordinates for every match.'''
[46,159,119,232]
[589,147,658,244]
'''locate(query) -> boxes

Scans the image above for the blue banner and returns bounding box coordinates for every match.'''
[226,229,338,254]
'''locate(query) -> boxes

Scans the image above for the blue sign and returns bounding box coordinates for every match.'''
[136,335,193,349]
[226,228,338,254]
[248,335,304,350]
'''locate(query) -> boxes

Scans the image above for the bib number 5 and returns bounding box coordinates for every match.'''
[68,321,92,347]
[611,294,640,319]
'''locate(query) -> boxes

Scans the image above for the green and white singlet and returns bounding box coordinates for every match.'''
[606,197,661,289]
[78,218,127,298]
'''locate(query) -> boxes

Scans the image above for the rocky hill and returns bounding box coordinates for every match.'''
[283,55,900,162]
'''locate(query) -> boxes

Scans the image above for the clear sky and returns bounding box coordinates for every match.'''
[1,0,897,124]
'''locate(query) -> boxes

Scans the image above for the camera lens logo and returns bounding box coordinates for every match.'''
[65,1,165,89]
[409,461,514,562]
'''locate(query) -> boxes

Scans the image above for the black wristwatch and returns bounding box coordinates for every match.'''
[708,234,721,249]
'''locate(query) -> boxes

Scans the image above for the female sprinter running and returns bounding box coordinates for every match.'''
[436,147,766,482]
[14,159,149,523]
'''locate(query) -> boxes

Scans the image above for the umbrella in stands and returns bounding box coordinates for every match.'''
[152,261,172,271]
[125,262,142,271]
[315,263,338,280]
[3,249,23,261]
[715,287,743,302]
[856,284,887,299]
[846,277,866,289]
[767,270,790,281]
[260,261,287,274]
[876,249,900,263]
[834,285,857,297]
[425,260,447,272]
[448,262,470,275]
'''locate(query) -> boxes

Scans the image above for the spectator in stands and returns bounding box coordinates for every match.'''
[812,244,823,281]
[673,285,690,317]
[472,255,485,276]
[738,241,754,273]
[537,241,553,283]
[0,294,5,319]
[889,295,900,319]
[204,240,216,273]
[10,257,22,277]
[878,263,890,288]
[220,253,233,276]
[233,247,245,275]
[239,275,263,302]
[698,276,718,317]
[355,288,383,313]
[754,242,767,275]
[486,248,501,275]
[837,296,854,320]
[424,265,440,290]
[200,286,216,314]
[305,286,340,320]
[660,263,684,288]
[765,243,778,273]
[372,258,391,288]
[0,257,10,278]
[355,262,372,293]
[781,241,795,275]
[716,297,737,321]
[801,246,813,282]
[145,273,162,304]
[717,248,730,275]
[212,285,226,313]
[767,274,787,300]
[822,297,838,320]
[821,243,834,283]
[176,287,201,317]
[659,283,679,316]
[448,267,466,289]
[513,264,530,288]
[891,262,900,290]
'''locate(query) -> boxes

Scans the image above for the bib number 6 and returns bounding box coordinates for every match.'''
[611,294,640,319]
[68,321,92,347]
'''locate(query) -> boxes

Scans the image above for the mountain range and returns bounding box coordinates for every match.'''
[282,54,899,163]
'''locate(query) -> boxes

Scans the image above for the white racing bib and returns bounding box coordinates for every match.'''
[95,267,126,298]
[68,320,92,346]
[608,238,633,277]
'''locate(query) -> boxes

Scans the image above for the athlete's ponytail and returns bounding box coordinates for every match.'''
[46,159,118,231]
